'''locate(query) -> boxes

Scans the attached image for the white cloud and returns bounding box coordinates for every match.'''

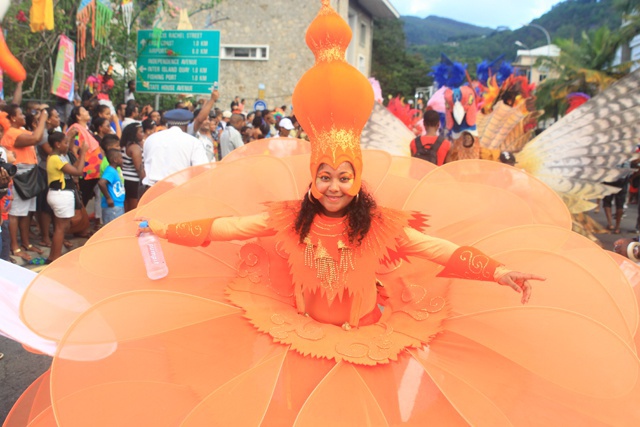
[390,0,563,29]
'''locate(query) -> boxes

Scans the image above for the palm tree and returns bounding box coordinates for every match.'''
[535,25,631,120]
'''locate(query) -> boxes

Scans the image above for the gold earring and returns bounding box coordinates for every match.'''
[355,193,359,203]
[307,189,315,204]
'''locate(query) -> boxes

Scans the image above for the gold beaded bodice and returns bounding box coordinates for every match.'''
[302,216,356,302]
[267,201,429,312]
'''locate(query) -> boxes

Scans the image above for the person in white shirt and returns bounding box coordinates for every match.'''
[219,113,245,159]
[120,104,141,129]
[141,108,209,187]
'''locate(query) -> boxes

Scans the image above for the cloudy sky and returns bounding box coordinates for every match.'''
[389,0,564,29]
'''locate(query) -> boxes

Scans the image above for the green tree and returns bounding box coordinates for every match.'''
[535,25,631,119]
[371,18,432,100]
[2,0,221,107]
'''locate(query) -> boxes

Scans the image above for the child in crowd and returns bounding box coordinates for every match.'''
[99,134,122,175]
[98,149,125,225]
[96,134,123,226]
[46,130,86,263]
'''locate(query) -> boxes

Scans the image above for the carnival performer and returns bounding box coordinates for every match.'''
[5,2,640,426]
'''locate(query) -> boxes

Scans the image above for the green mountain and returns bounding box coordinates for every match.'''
[404,0,624,73]
[402,15,493,46]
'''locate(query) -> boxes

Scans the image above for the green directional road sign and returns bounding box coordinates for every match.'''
[136,30,220,95]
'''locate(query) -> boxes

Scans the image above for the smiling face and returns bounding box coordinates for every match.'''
[314,162,356,218]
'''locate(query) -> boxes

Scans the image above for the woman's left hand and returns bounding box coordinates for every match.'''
[497,271,546,305]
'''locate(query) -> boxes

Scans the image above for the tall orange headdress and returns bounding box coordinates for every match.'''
[292,0,374,199]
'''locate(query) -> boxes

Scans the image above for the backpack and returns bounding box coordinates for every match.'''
[412,134,445,165]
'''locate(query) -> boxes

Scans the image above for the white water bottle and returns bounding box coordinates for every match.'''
[138,221,169,280]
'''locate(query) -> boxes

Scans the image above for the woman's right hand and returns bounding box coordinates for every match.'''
[135,217,168,238]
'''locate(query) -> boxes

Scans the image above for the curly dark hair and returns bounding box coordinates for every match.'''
[294,186,378,246]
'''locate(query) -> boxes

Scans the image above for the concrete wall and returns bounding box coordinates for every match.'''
[345,3,374,77]
[167,0,377,110]
[179,0,316,111]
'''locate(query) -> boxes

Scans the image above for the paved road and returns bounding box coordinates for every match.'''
[1,206,638,423]
[590,202,640,250]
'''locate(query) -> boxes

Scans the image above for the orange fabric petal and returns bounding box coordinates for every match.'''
[354,353,469,425]
[468,226,637,343]
[49,291,286,425]
[3,370,55,427]
[294,362,388,426]
[404,160,571,244]
[444,309,639,398]
[181,348,287,426]
[21,240,238,342]
[608,251,640,353]
[262,350,336,425]
[416,329,640,425]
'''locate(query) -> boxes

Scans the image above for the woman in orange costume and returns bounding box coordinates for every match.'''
[6,2,640,426]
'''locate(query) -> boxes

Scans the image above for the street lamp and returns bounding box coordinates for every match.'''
[523,23,552,57]
[514,41,532,82]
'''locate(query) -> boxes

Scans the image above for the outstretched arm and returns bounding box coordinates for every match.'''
[399,227,544,304]
[143,212,275,246]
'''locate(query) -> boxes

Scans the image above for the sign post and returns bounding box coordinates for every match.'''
[136,30,220,95]
[253,100,267,111]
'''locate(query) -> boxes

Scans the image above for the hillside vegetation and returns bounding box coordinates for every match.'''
[403,0,624,74]
[402,15,492,46]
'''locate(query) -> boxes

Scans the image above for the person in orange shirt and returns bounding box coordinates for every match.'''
[0,105,48,262]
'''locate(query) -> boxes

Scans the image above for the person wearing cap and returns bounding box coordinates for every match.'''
[277,117,295,138]
[141,108,208,187]
[220,110,232,130]
[219,113,245,159]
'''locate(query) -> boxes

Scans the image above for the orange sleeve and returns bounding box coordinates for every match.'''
[208,213,275,241]
[436,245,504,282]
[398,227,459,265]
[167,219,216,247]
[166,213,275,247]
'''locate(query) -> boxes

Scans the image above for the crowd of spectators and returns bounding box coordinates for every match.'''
[0,81,306,266]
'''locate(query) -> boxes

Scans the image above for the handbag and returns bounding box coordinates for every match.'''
[12,166,47,200]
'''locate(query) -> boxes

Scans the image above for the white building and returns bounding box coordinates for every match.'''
[179,0,399,110]
[512,44,561,84]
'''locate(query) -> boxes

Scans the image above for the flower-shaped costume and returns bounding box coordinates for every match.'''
[6,2,640,426]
